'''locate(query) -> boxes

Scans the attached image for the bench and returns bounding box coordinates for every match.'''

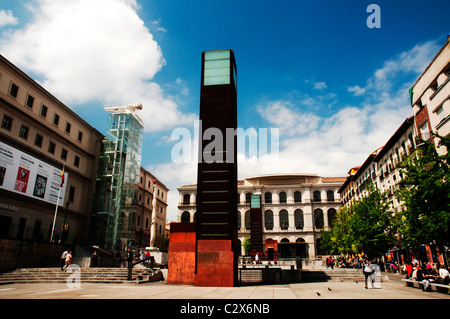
[402,279,450,294]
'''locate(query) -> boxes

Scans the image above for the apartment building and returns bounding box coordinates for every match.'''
[411,35,450,155]
[136,167,169,248]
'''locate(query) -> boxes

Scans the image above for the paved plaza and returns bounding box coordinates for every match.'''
[0,274,448,300]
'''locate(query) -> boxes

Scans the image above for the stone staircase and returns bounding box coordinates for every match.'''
[300,268,366,282]
[0,266,164,285]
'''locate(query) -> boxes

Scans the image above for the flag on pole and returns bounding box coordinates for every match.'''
[60,164,65,187]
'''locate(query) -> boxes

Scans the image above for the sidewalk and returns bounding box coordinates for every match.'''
[0,275,448,299]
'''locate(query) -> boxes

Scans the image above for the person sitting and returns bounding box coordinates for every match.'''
[436,264,450,285]
[420,264,437,291]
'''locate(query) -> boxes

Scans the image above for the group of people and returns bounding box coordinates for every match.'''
[406,262,450,291]
[326,255,377,269]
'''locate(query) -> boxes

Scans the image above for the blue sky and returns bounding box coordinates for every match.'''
[1,0,449,221]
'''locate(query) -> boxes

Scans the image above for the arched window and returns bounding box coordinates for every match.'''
[245,210,251,230]
[181,211,190,223]
[279,238,290,258]
[295,238,308,258]
[313,191,321,202]
[316,237,326,256]
[264,192,272,204]
[294,209,304,229]
[279,209,289,230]
[327,190,335,202]
[294,191,302,203]
[237,211,241,230]
[264,210,273,230]
[128,212,136,230]
[245,193,252,204]
[279,192,287,203]
[314,208,324,229]
[327,208,337,227]
[183,194,190,205]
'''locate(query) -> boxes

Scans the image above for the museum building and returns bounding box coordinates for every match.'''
[0,54,104,243]
[177,173,345,261]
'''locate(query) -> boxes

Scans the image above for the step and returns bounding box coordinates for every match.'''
[0,267,163,285]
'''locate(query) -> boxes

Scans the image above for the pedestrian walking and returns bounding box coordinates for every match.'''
[363,258,373,289]
[91,250,98,267]
[60,249,68,271]
[63,250,72,272]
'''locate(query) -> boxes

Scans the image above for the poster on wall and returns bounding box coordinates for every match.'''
[0,141,67,205]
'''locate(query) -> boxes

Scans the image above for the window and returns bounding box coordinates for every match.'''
[19,125,29,140]
[419,121,430,141]
[1,114,13,131]
[327,190,335,202]
[245,210,251,230]
[68,186,75,203]
[48,141,56,154]
[53,114,60,126]
[74,155,80,167]
[34,134,43,147]
[183,194,190,205]
[436,105,446,123]
[40,105,48,118]
[328,208,337,227]
[60,148,67,161]
[77,131,83,142]
[181,211,190,223]
[65,122,71,134]
[313,191,321,202]
[237,211,241,229]
[9,83,19,98]
[26,95,34,108]
[245,193,252,204]
[294,209,304,229]
[264,210,273,230]
[314,209,324,229]
[264,192,272,204]
[279,209,289,230]
[279,192,287,203]
[294,191,302,203]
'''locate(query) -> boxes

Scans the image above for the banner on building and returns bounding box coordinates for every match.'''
[0,141,67,205]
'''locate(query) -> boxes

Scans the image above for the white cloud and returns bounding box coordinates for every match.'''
[257,100,321,136]
[0,0,195,132]
[0,10,18,27]
[351,41,440,97]
[314,81,327,90]
[255,40,439,178]
[348,85,366,96]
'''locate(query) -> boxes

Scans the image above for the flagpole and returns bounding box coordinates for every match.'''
[50,163,65,243]
[50,186,62,243]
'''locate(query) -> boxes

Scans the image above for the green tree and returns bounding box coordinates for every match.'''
[349,183,393,258]
[395,133,450,250]
[321,182,393,259]
[242,237,251,255]
[321,205,355,255]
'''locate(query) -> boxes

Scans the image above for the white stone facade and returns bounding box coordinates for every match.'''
[177,174,345,260]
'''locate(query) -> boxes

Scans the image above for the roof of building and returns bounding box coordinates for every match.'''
[178,174,346,189]
[374,116,414,162]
